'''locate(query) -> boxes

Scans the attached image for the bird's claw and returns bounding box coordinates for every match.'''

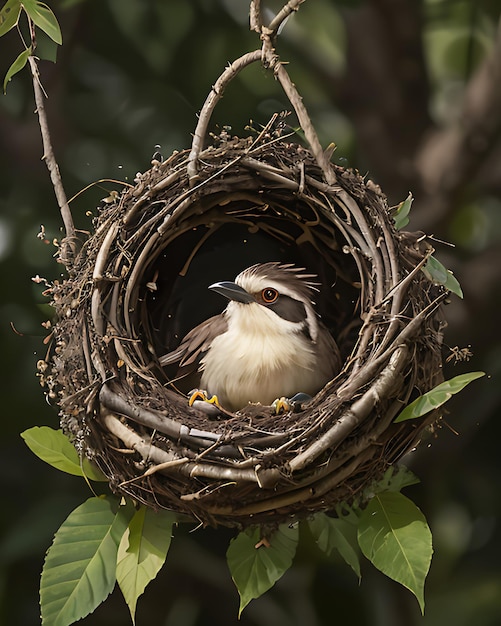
[188,389,221,408]
[273,397,291,414]
[273,392,312,414]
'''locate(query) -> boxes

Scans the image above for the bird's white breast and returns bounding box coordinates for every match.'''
[200,302,321,410]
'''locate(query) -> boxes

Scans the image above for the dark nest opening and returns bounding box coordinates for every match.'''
[42,123,447,528]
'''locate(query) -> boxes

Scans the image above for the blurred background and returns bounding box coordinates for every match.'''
[1,0,500,624]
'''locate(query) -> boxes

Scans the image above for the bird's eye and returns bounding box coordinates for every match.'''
[262,288,279,303]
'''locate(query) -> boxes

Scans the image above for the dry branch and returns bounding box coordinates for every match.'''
[28,55,76,265]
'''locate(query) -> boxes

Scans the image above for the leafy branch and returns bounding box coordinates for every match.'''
[395,371,485,423]
[23,425,440,623]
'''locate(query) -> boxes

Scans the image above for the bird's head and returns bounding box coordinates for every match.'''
[208,262,321,341]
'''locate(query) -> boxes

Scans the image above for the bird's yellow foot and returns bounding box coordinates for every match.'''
[272,392,312,414]
[273,397,292,414]
[188,389,221,408]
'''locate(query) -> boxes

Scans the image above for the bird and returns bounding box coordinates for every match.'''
[159,262,342,412]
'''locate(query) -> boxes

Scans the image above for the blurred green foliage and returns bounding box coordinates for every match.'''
[1,1,500,625]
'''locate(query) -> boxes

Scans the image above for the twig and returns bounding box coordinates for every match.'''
[187,50,262,181]
[28,55,76,265]
[102,411,260,484]
[289,345,409,472]
[260,14,337,185]
[249,0,263,32]
[268,0,305,36]
[100,384,240,457]
[260,1,336,184]
[250,0,305,37]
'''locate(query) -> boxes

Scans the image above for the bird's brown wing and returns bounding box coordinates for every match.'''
[158,314,228,380]
[317,320,343,379]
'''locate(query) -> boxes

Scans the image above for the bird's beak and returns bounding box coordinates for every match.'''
[208,281,255,304]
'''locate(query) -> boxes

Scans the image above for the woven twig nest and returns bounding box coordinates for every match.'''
[43,119,446,528]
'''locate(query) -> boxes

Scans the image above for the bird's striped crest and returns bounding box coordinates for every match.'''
[236,262,319,303]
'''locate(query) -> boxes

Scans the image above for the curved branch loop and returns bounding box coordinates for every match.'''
[189,0,336,186]
[187,50,262,182]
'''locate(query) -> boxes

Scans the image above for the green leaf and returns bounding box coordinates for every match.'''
[22,0,62,44]
[40,496,133,626]
[393,193,413,230]
[0,0,21,36]
[395,371,485,423]
[3,45,31,92]
[308,513,361,579]
[357,491,432,614]
[37,32,59,62]
[117,507,175,624]
[21,426,108,481]
[227,524,299,616]
[422,255,463,298]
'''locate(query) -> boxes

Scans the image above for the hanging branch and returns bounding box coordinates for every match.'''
[29,56,76,265]
[267,0,305,35]
[187,50,262,181]
[250,0,335,183]
[250,0,305,35]
[188,0,336,185]
[27,16,76,266]
[260,34,337,185]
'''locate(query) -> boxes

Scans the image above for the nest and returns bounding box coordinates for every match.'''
[39,2,448,528]
[43,116,447,528]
